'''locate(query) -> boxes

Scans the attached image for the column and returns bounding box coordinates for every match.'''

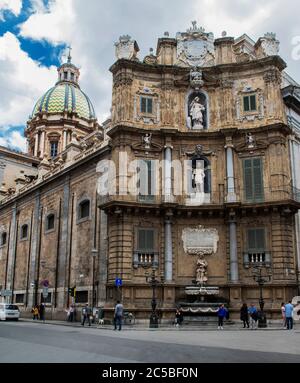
[225,140,236,202]
[40,129,45,158]
[63,129,68,150]
[34,132,39,157]
[98,210,108,306]
[164,218,173,281]
[229,219,239,282]
[164,146,172,202]
[6,204,17,301]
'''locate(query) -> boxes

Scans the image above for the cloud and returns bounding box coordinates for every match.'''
[0,0,22,19]
[0,129,27,152]
[0,31,57,127]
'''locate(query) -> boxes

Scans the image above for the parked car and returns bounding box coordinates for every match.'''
[0,303,20,321]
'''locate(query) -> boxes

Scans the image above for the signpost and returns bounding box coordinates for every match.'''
[115,278,122,301]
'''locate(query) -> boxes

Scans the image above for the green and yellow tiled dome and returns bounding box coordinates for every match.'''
[31,82,96,121]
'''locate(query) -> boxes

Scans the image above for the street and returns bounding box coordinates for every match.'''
[0,320,300,363]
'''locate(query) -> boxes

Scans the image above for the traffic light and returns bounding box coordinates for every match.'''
[68,287,76,297]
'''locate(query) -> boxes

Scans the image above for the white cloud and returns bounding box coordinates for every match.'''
[0,0,22,19]
[0,31,57,127]
[0,130,26,152]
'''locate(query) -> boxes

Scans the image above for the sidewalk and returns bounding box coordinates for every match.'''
[19,318,299,331]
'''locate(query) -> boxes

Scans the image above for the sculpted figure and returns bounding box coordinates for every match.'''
[193,162,205,193]
[196,257,208,285]
[190,96,205,129]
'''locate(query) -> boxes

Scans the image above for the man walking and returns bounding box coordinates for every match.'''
[114,300,124,331]
[217,304,227,330]
[248,303,258,330]
[81,303,92,326]
[285,301,294,330]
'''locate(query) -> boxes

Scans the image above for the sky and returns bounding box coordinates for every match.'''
[0,0,299,152]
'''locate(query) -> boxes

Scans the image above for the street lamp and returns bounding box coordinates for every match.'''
[145,267,164,328]
[252,265,272,328]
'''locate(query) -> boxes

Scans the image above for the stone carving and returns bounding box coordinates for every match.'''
[259,32,280,57]
[190,96,205,129]
[142,133,152,149]
[115,35,140,60]
[190,67,204,89]
[193,161,205,193]
[196,257,208,285]
[176,21,215,67]
[182,225,219,256]
[246,133,255,148]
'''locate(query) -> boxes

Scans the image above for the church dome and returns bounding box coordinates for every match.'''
[31,82,96,121]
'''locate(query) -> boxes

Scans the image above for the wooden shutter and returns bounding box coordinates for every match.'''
[147,98,153,114]
[138,229,154,251]
[247,228,265,251]
[140,97,146,113]
[250,95,256,111]
[252,158,263,200]
[243,158,264,202]
[243,159,253,200]
[243,96,250,112]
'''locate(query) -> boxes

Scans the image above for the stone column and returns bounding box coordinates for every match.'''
[34,132,39,157]
[225,138,236,202]
[6,204,17,301]
[40,129,45,158]
[164,145,172,202]
[164,217,173,281]
[229,219,239,282]
[98,210,108,306]
[63,129,68,150]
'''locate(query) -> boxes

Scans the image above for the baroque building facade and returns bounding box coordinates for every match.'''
[0,23,300,321]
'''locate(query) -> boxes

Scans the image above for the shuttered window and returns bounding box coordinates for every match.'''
[137,229,155,251]
[243,158,264,202]
[138,160,155,201]
[243,94,257,112]
[140,97,153,114]
[247,228,265,251]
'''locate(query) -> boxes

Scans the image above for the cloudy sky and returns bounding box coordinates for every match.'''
[0,0,299,152]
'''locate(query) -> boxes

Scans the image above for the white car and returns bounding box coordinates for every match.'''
[0,304,20,321]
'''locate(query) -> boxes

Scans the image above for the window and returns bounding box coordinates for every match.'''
[243,158,264,202]
[75,291,88,303]
[138,160,156,202]
[243,94,257,112]
[0,232,7,246]
[21,224,28,240]
[78,200,90,220]
[50,141,58,158]
[140,97,153,114]
[244,228,271,267]
[71,73,74,81]
[64,71,68,80]
[15,294,24,304]
[46,214,55,231]
[41,293,52,304]
[133,228,158,268]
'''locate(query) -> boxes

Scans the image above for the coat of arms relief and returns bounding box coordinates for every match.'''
[176,21,215,67]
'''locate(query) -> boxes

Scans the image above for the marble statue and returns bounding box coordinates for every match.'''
[246,132,255,148]
[143,133,152,149]
[196,257,208,285]
[190,97,205,129]
[193,162,205,193]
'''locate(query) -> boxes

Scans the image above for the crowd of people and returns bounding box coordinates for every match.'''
[31,303,45,321]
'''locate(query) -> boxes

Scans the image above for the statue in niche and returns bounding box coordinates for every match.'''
[246,132,255,149]
[196,257,208,285]
[142,133,152,149]
[190,96,205,129]
[193,161,205,193]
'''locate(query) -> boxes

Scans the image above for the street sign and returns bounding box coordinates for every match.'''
[0,290,12,297]
[115,278,122,287]
[41,280,49,287]
[42,287,49,298]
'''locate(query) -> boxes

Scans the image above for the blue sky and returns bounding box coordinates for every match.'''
[0,0,299,152]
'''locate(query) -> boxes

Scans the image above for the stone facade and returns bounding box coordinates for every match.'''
[0,24,300,321]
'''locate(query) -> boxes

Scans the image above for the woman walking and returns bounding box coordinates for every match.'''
[240,303,250,328]
[281,302,286,328]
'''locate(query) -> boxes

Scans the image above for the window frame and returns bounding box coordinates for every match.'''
[133,227,159,268]
[140,96,154,115]
[20,224,29,241]
[137,159,156,203]
[242,157,264,202]
[77,198,91,223]
[50,141,59,159]
[45,213,55,233]
[0,231,7,247]
[244,227,271,268]
[243,94,257,113]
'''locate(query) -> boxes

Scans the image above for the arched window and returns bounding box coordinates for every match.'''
[21,224,28,240]
[0,232,7,246]
[46,214,55,231]
[187,91,208,130]
[78,199,90,220]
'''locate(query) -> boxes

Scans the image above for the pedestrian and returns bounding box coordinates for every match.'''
[32,305,39,320]
[39,303,45,321]
[114,300,124,331]
[240,303,249,328]
[175,307,183,327]
[285,301,294,330]
[81,303,92,326]
[281,302,286,329]
[69,305,74,322]
[217,304,227,330]
[248,303,258,330]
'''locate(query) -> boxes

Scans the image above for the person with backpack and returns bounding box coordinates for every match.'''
[217,304,228,330]
[81,303,92,326]
[248,303,258,330]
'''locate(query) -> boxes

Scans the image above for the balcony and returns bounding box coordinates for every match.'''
[243,251,272,268]
[133,251,159,269]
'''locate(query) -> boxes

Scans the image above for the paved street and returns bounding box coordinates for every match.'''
[0,320,300,363]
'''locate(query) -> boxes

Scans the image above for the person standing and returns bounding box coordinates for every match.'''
[39,303,45,321]
[281,302,286,329]
[217,304,227,330]
[114,300,124,331]
[248,303,258,330]
[285,301,294,330]
[32,305,39,320]
[81,303,92,326]
[175,307,183,327]
[240,303,250,328]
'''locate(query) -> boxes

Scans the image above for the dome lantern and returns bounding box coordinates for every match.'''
[56,47,80,86]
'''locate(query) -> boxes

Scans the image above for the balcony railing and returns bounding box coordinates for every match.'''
[133,251,159,269]
[243,251,272,268]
